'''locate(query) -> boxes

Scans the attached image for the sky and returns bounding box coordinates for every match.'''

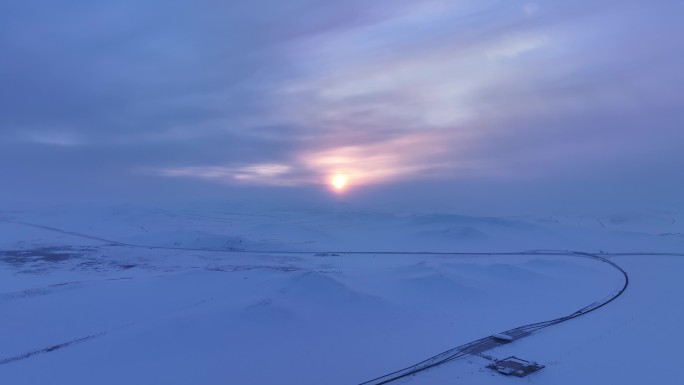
[1,0,683,212]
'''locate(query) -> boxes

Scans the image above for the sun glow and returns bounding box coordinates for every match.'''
[330,174,349,191]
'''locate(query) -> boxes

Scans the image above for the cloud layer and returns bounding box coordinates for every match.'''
[1,0,683,208]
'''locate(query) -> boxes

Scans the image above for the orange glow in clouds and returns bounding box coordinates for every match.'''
[330,174,349,191]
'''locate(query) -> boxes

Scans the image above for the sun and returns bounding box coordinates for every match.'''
[330,174,349,191]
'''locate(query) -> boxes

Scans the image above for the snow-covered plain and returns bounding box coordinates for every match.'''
[0,204,682,384]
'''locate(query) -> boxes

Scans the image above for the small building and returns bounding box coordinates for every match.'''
[491,333,514,342]
[487,356,545,377]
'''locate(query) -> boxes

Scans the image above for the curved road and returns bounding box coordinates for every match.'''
[358,251,629,384]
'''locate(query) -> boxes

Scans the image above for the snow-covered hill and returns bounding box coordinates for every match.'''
[0,205,682,384]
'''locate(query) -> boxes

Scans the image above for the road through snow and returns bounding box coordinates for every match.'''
[358,251,629,384]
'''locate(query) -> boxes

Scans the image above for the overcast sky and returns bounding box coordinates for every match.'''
[1,0,683,212]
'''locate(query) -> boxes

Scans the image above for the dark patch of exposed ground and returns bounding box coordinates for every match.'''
[0,246,143,274]
[0,247,89,267]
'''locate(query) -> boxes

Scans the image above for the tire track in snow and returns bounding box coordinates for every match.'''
[0,332,106,366]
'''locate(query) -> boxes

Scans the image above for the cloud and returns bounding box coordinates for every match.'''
[486,33,549,59]
[1,0,683,207]
[154,132,464,187]
[158,163,295,185]
[523,3,540,17]
[19,130,86,147]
